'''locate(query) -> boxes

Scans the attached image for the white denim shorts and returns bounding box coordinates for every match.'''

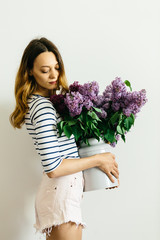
[34,171,86,237]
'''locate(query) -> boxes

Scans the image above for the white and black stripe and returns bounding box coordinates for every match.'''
[25,94,79,173]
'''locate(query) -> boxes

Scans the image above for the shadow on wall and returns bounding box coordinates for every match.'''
[0,105,43,240]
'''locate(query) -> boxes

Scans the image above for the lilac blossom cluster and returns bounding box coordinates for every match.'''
[50,77,147,147]
[93,77,147,118]
[50,94,67,115]
[64,81,99,117]
[51,77,147,119]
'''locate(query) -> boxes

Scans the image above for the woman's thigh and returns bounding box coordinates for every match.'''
[46,221,83,240]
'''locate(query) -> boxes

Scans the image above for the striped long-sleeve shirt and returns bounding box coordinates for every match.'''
[25,94,80,173]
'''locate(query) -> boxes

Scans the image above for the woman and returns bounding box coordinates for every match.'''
[10,37,119,240]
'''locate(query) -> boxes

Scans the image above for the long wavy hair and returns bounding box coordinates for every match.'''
[10,37,69,129]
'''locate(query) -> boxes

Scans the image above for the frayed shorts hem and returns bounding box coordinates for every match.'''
[34,220,86,237]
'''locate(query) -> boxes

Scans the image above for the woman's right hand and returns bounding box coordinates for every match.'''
[96,152,119,183]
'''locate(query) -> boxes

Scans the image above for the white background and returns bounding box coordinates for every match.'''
[0,0,159,240]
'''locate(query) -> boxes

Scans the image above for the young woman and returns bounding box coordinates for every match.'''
[10,37,119,240]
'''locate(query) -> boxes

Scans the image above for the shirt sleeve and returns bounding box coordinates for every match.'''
[30,98,63,173]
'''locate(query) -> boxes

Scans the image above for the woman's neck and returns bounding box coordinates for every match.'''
[33,89,55,97]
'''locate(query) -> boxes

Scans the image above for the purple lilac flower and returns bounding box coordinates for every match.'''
[83,96,93,110]
[111,102,121,112]
[69,81,82,92]
[102,102,110,111]
[103,85,113,100]
[93,95,105,107]
[111,77,127,101]
[96,108,107,119]
[64,92,84,117]
[79,81,99,101]
[123,108,133,117]
[50,94,68,114]
[122,89,147,117]
[116,134,120,141]
[101,85,113,111]
[110,134,120,147]
[120,92,132,108]
[101,77,147,117]
[110,142,116,147]
[108,77,127,112]
[132,89,147,107]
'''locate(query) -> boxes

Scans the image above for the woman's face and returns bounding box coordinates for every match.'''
[30,51,60,96]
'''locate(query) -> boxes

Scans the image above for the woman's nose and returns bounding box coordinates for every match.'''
[50,69,58,79]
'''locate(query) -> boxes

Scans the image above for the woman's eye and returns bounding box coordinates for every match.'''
[41,67,59,73]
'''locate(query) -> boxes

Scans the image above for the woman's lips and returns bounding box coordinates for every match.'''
[49,81,57,85]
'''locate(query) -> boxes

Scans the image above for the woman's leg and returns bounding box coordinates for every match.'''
[46,221,83,240]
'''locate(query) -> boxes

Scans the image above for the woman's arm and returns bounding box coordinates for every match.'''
[47,152,119,183]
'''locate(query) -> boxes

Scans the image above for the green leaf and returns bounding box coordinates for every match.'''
[110,112,119,125]
[119,113,123,120]
[91,123,97,131]
[121,134,126,142]
[94,135,100,141]
[123,118,130,130]
[63,125,72,138]
[94,130,101,138]
[85,138,89,146]
[82,138,90,146]
[80,123,85,130]
[67,119,77,126]
[87,111,101,121]
[124,80,132,91]
[85,117,90,127]
[130,113,135,125]
[122,127,126,134]
[128,116,134,124]
[104,129,116,143]
[59,121,65,129]
[64,115,73,121]
[72,125,82,141]
[117,125,123,134]
[92,107,102,113]
[57,121,65,136]
[124,116,134,131]
[77,113,84,122]
[57,123,63,136]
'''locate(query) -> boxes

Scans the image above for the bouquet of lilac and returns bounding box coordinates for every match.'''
[50,77,147,146]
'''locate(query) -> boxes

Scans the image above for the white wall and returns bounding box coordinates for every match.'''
[0,0,159,239]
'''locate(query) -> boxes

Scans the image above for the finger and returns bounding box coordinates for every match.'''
[107,172,115,183]
[114,162,118,168]
[111,170,119,179]
[115,179,120,188]
[109,178,120,189]
[113,167,119,176]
